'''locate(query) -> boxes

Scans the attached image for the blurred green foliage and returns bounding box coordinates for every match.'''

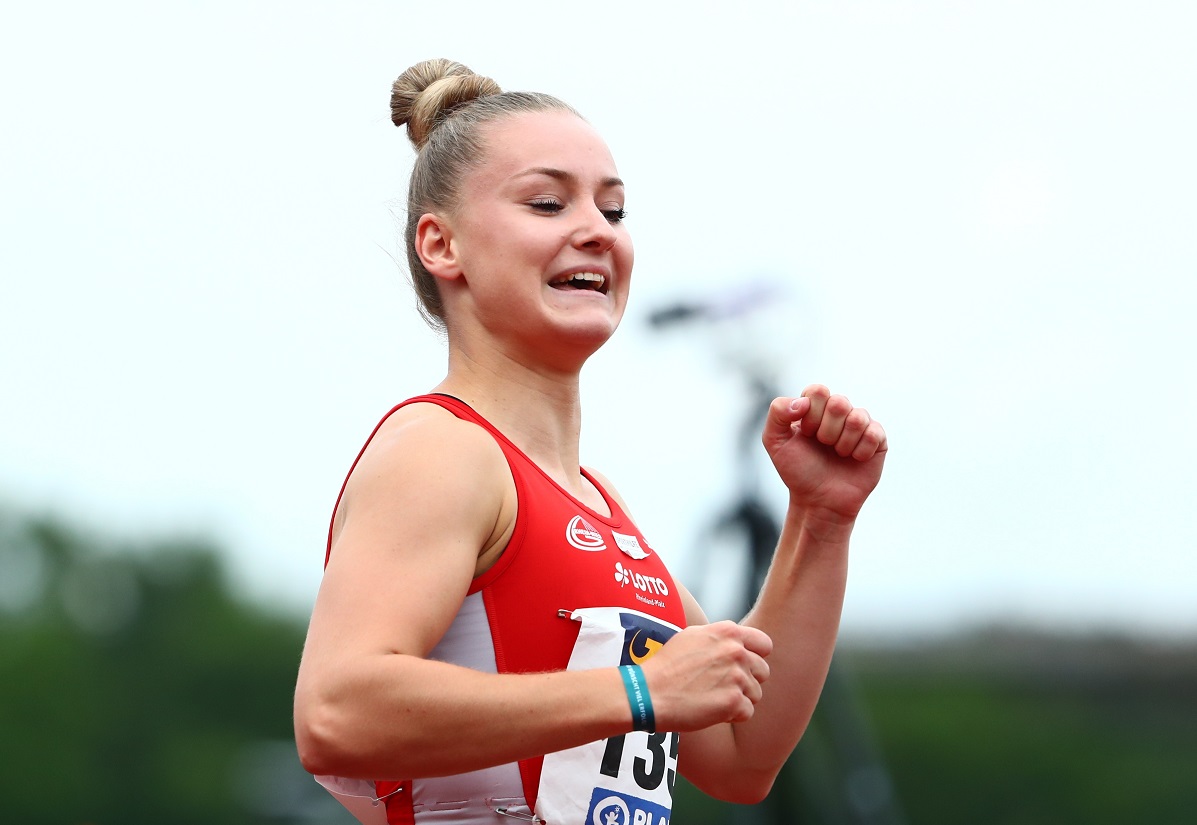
[0,507,332,825]
[853,633,1197,824]
[676,633,1197,825]
[3,504,1195,824]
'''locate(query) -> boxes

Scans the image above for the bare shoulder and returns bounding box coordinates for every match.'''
[334,402,509,539]
[356,401,505,482]
[313,401,514,657]
[328,400,514,592]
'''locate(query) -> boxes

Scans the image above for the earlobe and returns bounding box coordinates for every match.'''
[415,213,462,281]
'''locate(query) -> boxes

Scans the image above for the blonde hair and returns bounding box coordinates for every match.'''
[390,58,579,330]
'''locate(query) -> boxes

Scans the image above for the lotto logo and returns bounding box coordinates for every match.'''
[614,562,631,585]
[614,562,670,596]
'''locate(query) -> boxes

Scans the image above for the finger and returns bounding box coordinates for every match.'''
[851,420,888,461]
[736,625,774,658]
[799,384,831,438]
[743,675,764,706]
[815,394,853,447]
[730,696,757,723]
[834,407,871,457]
[747,651,770,685]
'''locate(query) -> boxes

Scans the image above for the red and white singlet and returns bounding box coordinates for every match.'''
[317,395,688,825]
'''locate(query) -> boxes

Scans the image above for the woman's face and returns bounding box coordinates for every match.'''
[436,110,634,363]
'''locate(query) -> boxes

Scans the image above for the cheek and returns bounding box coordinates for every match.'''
[618,238,634,277]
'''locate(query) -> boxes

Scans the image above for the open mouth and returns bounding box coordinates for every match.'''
[549,272,608,295]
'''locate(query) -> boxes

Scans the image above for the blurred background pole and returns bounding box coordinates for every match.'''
[649,288,904,825]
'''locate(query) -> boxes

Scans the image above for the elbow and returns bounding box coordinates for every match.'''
[294,682,381,778]
[695,767,777,806]
[294,697,348,777]
[722,774,776,806]
[294,689,424,779]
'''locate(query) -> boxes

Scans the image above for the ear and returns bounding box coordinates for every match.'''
[415,213,463,281]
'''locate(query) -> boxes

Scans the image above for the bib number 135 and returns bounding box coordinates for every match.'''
[599,731,680,795]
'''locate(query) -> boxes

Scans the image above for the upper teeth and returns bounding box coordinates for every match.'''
[555,272,605,287]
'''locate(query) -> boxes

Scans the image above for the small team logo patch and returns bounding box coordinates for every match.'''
[612,531,651,560]
[587,788,671,825]
[567,515,606,551]
[590,794,631,825]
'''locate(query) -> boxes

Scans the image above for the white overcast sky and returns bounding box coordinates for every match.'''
[2,1,1194,638]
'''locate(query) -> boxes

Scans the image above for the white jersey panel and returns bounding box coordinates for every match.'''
[316,592,528,825]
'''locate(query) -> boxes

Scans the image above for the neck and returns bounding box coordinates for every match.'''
[435,340,588,492]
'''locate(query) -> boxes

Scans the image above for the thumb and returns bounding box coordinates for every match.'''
[762,396,808,444]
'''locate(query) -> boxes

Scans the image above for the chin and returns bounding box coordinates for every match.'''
[544,318,621,365]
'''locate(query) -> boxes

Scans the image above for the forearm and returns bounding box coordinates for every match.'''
[732,502,853,774]
[295,655,630,779]
[681,388,884,802]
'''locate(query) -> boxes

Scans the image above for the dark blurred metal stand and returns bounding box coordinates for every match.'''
[650,293,904,825]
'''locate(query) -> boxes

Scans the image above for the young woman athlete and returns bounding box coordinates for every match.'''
[293,58,888,825]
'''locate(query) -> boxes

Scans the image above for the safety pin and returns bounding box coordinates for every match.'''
[350,784,404,807]
[369,784,405,806]
[313,775,402,809]
[490,803,545,823]
[557,608,580,621]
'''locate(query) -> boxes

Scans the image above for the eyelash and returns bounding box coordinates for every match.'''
[529,199,627,224]
[529,198,564,214]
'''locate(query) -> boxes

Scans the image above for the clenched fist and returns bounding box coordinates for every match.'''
[639,621,773,731]
[762,385,887,523]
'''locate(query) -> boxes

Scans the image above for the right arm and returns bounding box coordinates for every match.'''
[293,405,771,780]
[294,406,634,779]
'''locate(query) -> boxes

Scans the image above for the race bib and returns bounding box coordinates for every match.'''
[536,607,681,825]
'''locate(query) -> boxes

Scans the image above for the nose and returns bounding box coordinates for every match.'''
[572,204,619,252]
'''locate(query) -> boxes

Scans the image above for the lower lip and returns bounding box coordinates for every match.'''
[549,285,607,297]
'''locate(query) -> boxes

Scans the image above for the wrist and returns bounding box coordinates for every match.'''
[783,501,857,545]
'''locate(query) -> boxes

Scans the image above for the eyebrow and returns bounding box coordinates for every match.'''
[514,166,625,189]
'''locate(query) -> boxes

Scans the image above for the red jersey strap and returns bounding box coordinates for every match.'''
[324,393,632,568]
[324,400,404,568]
[325,395,468,567]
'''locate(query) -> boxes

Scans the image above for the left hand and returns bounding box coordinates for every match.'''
[762,385,887,524]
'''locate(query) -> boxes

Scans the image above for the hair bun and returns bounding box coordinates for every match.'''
[391,58,502,149]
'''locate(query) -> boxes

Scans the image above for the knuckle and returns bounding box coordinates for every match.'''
[705,621,731,641]
[825,394,852,415]
[845,408,870,431]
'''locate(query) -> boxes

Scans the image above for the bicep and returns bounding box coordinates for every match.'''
[300,414,510,676]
